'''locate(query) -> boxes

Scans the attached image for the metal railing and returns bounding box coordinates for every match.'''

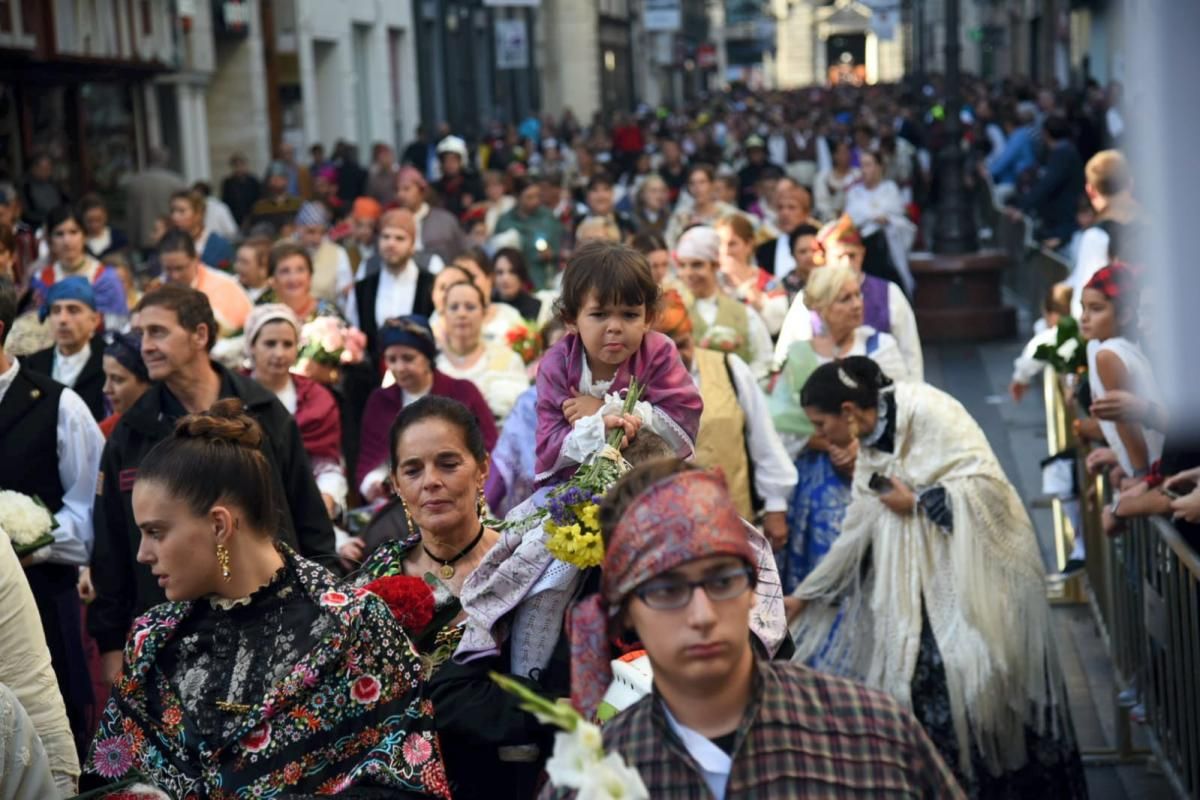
[1043,367,1199,797]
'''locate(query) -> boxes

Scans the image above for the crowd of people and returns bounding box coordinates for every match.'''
[0,73,1188,799]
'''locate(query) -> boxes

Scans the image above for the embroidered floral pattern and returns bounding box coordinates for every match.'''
[319,590,350,607]
[83,548,451,799]
[349,674,382,705]
[402,732,433,766]
[92,735,135,778]
[241,722,272,753]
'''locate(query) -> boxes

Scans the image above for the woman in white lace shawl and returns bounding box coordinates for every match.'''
[787,357,1087,798]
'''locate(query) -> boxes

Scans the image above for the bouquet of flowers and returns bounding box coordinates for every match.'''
[490,672,648,799]
[506,320,543,365]
[0,490,55,559]
[1033,317,1087,375]
[544,487,605,569]
[363,574,462,677]
[698,324,744,354]
[493,380,643,571]
[298,316,367,367]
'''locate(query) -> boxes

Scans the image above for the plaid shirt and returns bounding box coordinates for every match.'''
[542,659,965,799]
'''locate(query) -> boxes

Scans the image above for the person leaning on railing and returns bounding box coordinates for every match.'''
[1090,388,1200,553]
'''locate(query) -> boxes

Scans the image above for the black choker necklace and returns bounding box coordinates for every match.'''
[422,524,485,579]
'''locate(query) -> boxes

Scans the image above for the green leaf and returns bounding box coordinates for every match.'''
[490,671,581,731]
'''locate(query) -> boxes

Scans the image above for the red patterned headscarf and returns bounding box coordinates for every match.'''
[567,469,756,719]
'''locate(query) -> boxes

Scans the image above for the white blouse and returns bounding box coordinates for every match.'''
[437,341,530,421]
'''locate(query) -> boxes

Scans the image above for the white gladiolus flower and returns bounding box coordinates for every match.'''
[576,752,650,800]
[0,491,54,545]
[544,728,596,789]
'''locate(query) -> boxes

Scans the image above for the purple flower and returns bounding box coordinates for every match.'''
[547,495,570,525]
[560,485,587,506]
[92,735,134,778]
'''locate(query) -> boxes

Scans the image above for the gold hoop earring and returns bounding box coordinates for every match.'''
[216,543,232,582]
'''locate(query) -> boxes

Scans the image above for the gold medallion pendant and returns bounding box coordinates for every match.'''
[422,524,486,583]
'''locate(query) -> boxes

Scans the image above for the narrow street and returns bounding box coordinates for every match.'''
[927,339,1174,799]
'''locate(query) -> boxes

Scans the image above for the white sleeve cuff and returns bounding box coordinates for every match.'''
[562,413,608,465]
[358,465,389,502]
[762,497,789,513]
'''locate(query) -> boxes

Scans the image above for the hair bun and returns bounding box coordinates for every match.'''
[174,398,263,449]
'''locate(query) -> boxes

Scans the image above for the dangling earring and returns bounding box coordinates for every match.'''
[848,417,860,439]
[401,498,419,535]
[477,492,487,521]
[216,543,232,582]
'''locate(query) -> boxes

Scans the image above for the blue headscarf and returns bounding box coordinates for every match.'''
[377,315,438,364]
[103,330,149,384]
[39,276,96,322]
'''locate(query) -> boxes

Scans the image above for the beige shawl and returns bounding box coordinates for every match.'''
[791,382,1065,778]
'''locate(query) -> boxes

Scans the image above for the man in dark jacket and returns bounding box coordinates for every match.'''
[1013,115,1085,246]
[220,153,261,226]
[88,286,336,682]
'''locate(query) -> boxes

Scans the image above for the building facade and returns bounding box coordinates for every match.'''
[265,0,419,164]
[539,0,635,122]
[906,0,1127,89]
[0,0,179,213]
[409,0,541,142]
[775,0,906,88]
[632,0,709,109]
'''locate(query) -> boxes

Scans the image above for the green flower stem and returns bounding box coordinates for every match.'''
[490,671,581,731]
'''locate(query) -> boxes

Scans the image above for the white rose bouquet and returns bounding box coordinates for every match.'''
[491,672,648,799]
[0,490,56,559]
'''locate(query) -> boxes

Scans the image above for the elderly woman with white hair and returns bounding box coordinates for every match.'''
[674,225,774,381]
[293,201,354,307]
[244,304,357,565]
[768,264,910,592]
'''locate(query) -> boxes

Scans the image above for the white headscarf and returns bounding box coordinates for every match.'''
[674,225,720,263]
[243,303,301,359]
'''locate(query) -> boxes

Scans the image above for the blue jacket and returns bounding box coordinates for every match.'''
[987,125,1037,186]
[200,231,236,271]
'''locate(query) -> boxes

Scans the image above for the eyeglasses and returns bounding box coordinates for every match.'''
[633,566,755,611]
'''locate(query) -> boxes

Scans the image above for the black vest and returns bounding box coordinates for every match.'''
[0,366,65,512]
[23,336,108,421]
[354,259,436,358]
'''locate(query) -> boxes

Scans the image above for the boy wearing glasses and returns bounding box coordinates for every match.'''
[554,461,964,799]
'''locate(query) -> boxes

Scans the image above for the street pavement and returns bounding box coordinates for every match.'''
[925,339,1174,799]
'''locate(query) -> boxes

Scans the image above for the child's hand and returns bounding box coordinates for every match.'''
[606,413,642,449]
[562,390,604,425]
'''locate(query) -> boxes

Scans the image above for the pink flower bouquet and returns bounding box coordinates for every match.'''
[298,316,367,367]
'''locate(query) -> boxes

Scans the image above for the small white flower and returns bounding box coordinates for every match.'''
[1056,338,1079,362]
[576,752,650,800]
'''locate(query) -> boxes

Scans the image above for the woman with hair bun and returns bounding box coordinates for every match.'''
[789,357,1086,797]
[83,399,452,798]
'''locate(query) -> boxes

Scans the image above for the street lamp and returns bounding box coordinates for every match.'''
[932,0,976,254]
[909,0,1013,342]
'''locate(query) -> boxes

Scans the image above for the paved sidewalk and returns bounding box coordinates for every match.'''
[925,340,1174,799]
